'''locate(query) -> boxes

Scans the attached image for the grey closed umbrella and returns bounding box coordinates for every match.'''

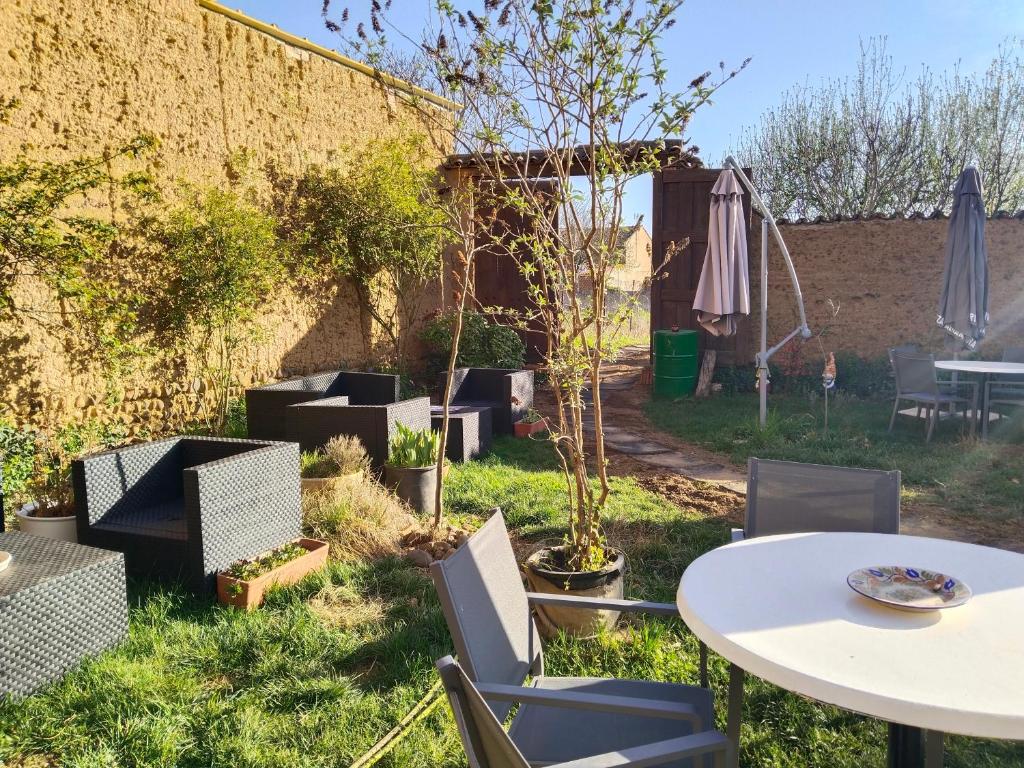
[693,169,750,336]
[937,167,989,351]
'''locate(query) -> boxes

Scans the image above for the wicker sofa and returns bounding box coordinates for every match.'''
[72,436,301,592]
[246,370,401,441]
[285,396,431,470]
[440,368,534,435]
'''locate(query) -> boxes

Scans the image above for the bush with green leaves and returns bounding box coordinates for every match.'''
[288,136,451,367]
[420,310,526,375]
[387,423,440,469]
[155,187,286,434]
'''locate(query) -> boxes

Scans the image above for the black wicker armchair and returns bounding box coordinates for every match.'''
[285,396,431,470]
[72,436,301,592]
[246,370,401,441]
[440,368,534,435]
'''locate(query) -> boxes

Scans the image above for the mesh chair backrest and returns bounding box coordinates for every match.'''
[430,511,542,722]
[890,351,938,396]
[747,458,900,538]
[437,656,531,768]
[1003,347,1024,364]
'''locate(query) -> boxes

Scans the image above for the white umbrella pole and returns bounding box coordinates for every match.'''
[759,218,769,428]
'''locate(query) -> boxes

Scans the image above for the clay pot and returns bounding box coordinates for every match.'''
[384,464,438,517]
[525,546,625,637]
[16,502,78,543]
[217,538,329,610]
[514,418,548,438]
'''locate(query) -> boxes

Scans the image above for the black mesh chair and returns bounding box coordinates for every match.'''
[983,347,1024,438]
[73,436,301,592]
[888,350,977,442]
[436,655,728,768]
[440,368,534,435]
[431,511,724,768]
[285,396,431,470]
[246,370,400,441]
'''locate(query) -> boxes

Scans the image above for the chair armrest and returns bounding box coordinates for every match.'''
[475,682,701,725]
[548,730,728,768]
[526,592,677,617]
[441,368,471,404]
[986,381,1024,392]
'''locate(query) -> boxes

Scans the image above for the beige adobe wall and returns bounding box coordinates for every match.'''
[608,226,652,292]
[749,216,1024,361]
[0,0,454,430]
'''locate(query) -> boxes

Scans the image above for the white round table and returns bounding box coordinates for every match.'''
[934,360,1024,376]
[935,360,1024,438]
[677,533,1024,766]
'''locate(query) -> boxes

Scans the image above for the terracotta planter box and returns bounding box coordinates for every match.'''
[217,538,329,610]
[514,418,548,438]
[300,471,362,494]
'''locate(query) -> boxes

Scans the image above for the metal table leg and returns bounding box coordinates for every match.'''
[888,724,944,768]
[726,664,744,768]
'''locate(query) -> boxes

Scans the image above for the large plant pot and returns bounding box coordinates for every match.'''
[217,538,329,610]
[16,503,78,543]
[385,465,438,517]
[525,546,625,638]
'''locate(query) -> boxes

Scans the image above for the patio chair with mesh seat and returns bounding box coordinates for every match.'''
[430,510,725,767]
[437,655,728,768]
[983,347,1024,438]
[888,350,977,442]
[711,457,903,758]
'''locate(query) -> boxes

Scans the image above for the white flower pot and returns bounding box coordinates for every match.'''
[16,502,78,543]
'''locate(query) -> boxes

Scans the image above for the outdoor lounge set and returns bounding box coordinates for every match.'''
[0,366,534,699]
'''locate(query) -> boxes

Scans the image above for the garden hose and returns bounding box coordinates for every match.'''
[349,677,445,768]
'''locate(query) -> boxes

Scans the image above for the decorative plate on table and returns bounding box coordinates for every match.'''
[847,566,971,611]
[0,551,10,574]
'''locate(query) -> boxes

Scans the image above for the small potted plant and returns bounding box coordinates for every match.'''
[384,423,441,517]
[300,435,370,494]
[16,437,78,542]
[514,408,548,438]
[217,538,329,610]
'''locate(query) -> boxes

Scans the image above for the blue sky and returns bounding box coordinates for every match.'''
[232,0,1024,223]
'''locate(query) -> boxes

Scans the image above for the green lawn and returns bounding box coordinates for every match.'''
[644,391,1024,519]
[1,437,1021,766]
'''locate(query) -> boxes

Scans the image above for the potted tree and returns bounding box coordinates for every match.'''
[300,435,370,494]
[17,437,77,542]
[384,423,441,517]
[331,0,742,635]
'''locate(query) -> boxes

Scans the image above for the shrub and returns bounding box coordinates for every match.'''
[301,435,370,478]
[302,476,413,561]
[420,310,525,376]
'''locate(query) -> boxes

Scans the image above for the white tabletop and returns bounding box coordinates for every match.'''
[934,360,1024,375]
[676,533,1024,739]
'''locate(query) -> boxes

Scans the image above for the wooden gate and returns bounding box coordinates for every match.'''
[472,181,557,362]
[650,166,753,365]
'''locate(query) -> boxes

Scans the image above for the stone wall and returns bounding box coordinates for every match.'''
[0,0,455,430]
[750,216,1024,361]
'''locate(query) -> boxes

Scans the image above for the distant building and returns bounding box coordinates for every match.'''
[573,223,652,294]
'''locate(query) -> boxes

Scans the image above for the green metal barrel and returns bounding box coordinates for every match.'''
[653,329,698,397]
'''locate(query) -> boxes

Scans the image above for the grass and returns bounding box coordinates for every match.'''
[644,391,1024,519]
[0,437,1021,766]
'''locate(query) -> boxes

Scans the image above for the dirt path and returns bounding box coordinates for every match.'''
[535,347,1024,553]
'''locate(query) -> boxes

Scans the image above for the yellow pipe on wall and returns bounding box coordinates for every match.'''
[195,0,463,113]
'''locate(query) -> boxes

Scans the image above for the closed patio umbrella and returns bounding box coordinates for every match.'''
[937,167,988,351]
[693,169,750,336]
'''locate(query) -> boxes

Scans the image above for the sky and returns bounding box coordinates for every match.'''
[231,0,1024,224]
